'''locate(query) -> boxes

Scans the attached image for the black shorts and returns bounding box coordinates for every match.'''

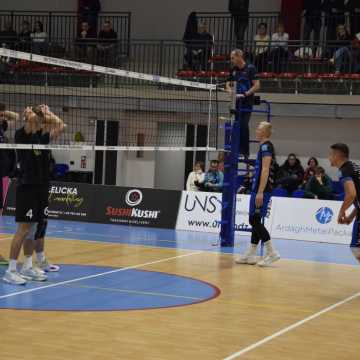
[15,184,49,223]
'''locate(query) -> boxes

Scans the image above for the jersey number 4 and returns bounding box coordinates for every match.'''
[26,209,33,219]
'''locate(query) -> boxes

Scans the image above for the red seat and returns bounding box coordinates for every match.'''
[301,73,320,80]
[216,71,230,78]
[277,72,298,79]
[258,72,276,79]
[177,70,194,78]
[318,73,342,80]
[342,73,360,80]
[209,55,228,62]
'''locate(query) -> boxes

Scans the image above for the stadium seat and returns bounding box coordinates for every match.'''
[272,188,289,197]
[292,189,305,198]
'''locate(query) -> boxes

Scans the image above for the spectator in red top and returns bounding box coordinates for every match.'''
[303,157,319,184]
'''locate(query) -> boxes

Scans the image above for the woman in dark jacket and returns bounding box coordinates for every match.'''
[183,12,199,69]
[277,154,305,195]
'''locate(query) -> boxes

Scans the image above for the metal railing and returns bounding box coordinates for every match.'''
[0,11,131,46]
[197,12,360,45]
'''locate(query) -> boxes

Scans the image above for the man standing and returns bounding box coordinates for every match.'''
[226,49,260,158]
[3,105,64,285]
[229,0,249,48]
[0,104,19,265]
[236,122,280,266]
[303,0,323,48]
[329,143,360,263]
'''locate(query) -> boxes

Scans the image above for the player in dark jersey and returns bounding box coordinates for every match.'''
[236,122,280,266]
[329,143,360,263]
[3,105,65,285]
[225,49,260,157]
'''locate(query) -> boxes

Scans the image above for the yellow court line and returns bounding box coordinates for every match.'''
[66,283,203,301]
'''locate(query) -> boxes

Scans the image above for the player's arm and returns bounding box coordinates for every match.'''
[338,179,357,224]
[245,79,260,97]
[40,106,65,139]
[256,155,271,207]
[4,110,19,122]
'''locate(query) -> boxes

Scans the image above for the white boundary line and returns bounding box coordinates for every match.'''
[0,251,202,300]
[222,290,360,360]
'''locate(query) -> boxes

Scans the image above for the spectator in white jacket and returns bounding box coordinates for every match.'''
[186,161,205,191]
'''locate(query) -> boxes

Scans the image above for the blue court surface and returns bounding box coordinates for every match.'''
[0,216,358,312]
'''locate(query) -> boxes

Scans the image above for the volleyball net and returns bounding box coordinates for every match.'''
[0,47,226,152]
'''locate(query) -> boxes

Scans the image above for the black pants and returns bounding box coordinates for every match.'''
[270,48,289,73]
[254,51,268,72]
[350,14,360,37]
[232,15,248,48]
[303,18,322,46]
[249,213,270,245]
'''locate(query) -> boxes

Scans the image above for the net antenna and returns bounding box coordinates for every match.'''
[0,47,221,152]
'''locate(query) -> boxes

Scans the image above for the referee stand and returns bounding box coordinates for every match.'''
[220,85,272,247]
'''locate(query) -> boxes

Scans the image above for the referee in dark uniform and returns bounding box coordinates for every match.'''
[329,143,360,263]
[3,105,65,285]
[226,49,260,158]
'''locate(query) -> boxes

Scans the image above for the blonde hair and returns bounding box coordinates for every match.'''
[258,121,272,136]
[231,49,244,57]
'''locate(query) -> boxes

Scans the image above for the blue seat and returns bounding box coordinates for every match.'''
[292,189,305,198]
[271,188,289,197]
[55,164,69,178]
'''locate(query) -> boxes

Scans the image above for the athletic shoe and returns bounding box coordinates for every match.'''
[257,252,281,267]
[36,259,60,272]
[3,270,27,285]
[20,267,48,282]
[235,254,258,265]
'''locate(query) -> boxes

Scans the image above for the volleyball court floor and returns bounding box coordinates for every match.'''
[1,215,359,360]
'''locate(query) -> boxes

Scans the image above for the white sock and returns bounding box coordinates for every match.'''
[23,256,33,270]
[8,259,17,272]
[248,243,258,255]
[36,252,45,263]
[265,241,275,255]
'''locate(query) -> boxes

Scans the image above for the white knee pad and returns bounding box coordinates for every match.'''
[351,247,360,263]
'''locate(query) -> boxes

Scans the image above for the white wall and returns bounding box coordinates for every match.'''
[2,0,282,39]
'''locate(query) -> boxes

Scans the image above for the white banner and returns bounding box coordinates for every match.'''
[176,192,254,234]
[270,198,353,245]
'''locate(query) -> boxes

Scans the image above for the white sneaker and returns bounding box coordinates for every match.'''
[235,254,258,265]
[20,267,48,282]
[36,259,60,272]
[257,252,281,267]
[3,270,27,285]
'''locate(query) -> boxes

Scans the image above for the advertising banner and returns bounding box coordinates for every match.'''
[3,181,95,221]
[93,187,181,229]
[270,198,353,245]
[176,191,255,234]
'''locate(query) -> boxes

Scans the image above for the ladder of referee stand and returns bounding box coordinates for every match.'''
[220,96,272,247]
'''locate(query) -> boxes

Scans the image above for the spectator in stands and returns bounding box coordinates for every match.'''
[330,24,352,74]
[302,0,323,49]
[31,21,48,54]
[253,22,270,72]
[305,166,335,200]
[303,157,319,184]
[196,22,213,71]
[18,21,32,51]
[76,21,94,61]
[270,23,289,73]
[79,0,101,36]
[97,20,117,66]
[183,12,199,70]
[277,154,305,195]
[352,32,360,73]
[202,160,224,192]
[186,161,205,191]
[323,0,346,43]
[347,0,360,37]
[239,164,254,194]
[0,22,17,49]
[229,0,249,48]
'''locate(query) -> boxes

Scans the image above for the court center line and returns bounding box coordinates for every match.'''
[66,284,203,301]
[222,290,360,360]
[0,250,202,301]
